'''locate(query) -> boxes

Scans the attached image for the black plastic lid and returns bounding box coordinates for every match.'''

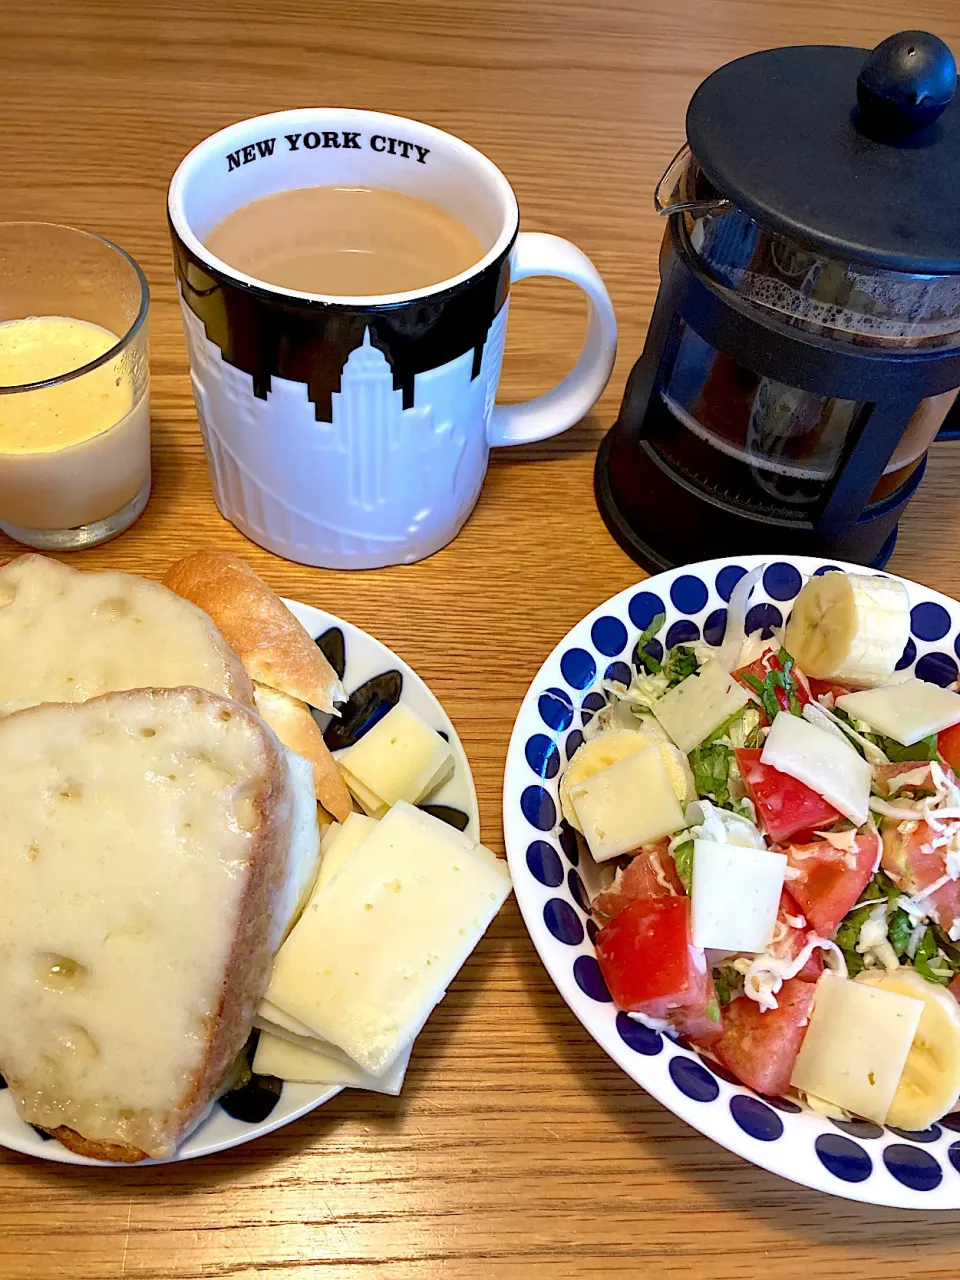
[686,33,960,274]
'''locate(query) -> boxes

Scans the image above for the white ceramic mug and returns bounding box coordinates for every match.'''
[168,109,617,569]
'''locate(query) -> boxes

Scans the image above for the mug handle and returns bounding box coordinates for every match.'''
[487,232,618,447]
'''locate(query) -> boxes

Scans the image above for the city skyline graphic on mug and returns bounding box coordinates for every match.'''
[179,297,510,562]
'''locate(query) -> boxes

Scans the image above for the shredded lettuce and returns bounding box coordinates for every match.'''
[672,839,694,893]
[738,647,802,720]
[662,644,700,686]
[878,732,941,764]
[690,740,736,809]
[633,612,665,674]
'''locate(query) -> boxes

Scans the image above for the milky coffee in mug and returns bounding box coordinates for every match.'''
[168,109,618,570]
[204,185,484,296]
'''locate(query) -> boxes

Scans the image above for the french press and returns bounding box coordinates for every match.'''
[596,31,960,570]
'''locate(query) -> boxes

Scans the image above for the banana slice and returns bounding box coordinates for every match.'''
[857,968,960,1129]
[784,571,909,688]
[559,729,694,832]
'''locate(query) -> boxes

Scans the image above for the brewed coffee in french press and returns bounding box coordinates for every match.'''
[596,31,960,569]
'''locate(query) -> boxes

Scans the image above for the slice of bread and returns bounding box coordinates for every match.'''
[254,683,353,822]
[0,554,253,713]
[0,686,295,1162]
[163,551,345,713]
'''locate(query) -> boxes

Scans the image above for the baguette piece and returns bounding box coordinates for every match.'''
[253,684,352,822]
[164,551,345,713]
[0,554,253,712]
[0,686,295,1162]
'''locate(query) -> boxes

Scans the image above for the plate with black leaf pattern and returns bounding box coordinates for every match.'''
[0,598,479,1166]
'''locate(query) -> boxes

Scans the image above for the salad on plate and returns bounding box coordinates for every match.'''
[564,566,960,1130]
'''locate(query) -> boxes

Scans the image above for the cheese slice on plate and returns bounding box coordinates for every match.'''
[761,711,872,826]
[317,811,378,892]
[691,840,786,952]
[790,973,923,1123]
[337,704,454,817]
[568,744,686,862]
[652,659,750,755]
[253,1031,411,1094]
[266,801,511,1075]
[837,679,960,746]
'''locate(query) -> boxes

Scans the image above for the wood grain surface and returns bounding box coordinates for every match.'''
[3,0,960,1275]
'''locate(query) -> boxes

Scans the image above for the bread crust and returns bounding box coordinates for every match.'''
[164,552,345,713]
[253,684,353,822]
[1,686,292,1162]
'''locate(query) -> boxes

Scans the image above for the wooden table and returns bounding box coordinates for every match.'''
[3,0,960,1274]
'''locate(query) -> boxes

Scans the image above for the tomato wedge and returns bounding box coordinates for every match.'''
[734,651,812,719]
[595,897,709,1019]
[710,979,816,1096]
[769,890,823,982]
[807,677,855,704]
[592,842,683,921]
[784,831,880,937]
[939,723,960,775]
[735,748,842,844]
[882,820,960,936]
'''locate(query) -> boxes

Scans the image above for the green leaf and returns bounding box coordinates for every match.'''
[879,733,941,764]
[672,839,694,894]
[704,999,721,1023]
[913,927,954,985]
[633,612,665,675]
[690,740,735,809]
[662,644,700,687]
[845,950,865,976]
[834,901,877,954]
[739,671,781,722]
[889,909,913,958]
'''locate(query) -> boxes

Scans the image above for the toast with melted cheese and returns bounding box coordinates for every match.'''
[0,686,299,1162]
[0,554,253,712]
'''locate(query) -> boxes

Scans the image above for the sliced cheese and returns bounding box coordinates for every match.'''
[652,659,750,754]
[837,679,960,747]
[568,744,686,862]
[790,973,923,1123]
[253,1016,366,1069]
[271,749,322,948]
[337,704,454,817]
[761,711,871,826]
[691,839,786,952]
[253,1031,411,1094]
[317,811,378,891]
[266,801,511,1075]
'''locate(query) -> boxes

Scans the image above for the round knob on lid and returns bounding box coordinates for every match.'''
[857,31,957,133]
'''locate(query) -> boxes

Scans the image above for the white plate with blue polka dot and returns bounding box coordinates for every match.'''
[0,598,479,1167]
[503,554,960,1207]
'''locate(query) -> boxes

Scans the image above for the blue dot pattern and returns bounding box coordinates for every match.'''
[516,556,960,1200]
[567,868,590,913]
[670,574,708,614]
[666,619,700,648]
[883,1144,943,1192]
[916,651,958,687]
[558,823,580,866]
[703,608,727,646]
[526,841,563,888]
[887,1125,942,1144]
[898,638,918,670]
[560,648,596,690]
[543,898,584,946]
[538,687,573,732]
[816,1133,872,1183]
[521,786,556,831]
[716,564,746,602]
[763,562,802,601]
[591,616,628,656]
[729,1096,783,1142]
[669,1057,720,1103]
[628,591,665,629]
[814,565,843,576]
[616,1012,663,1056]
[911,601,951,642]
[524,734,560,779]
[744,602,783,639]
[573,955,611,1002]
[605,660,632,686]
